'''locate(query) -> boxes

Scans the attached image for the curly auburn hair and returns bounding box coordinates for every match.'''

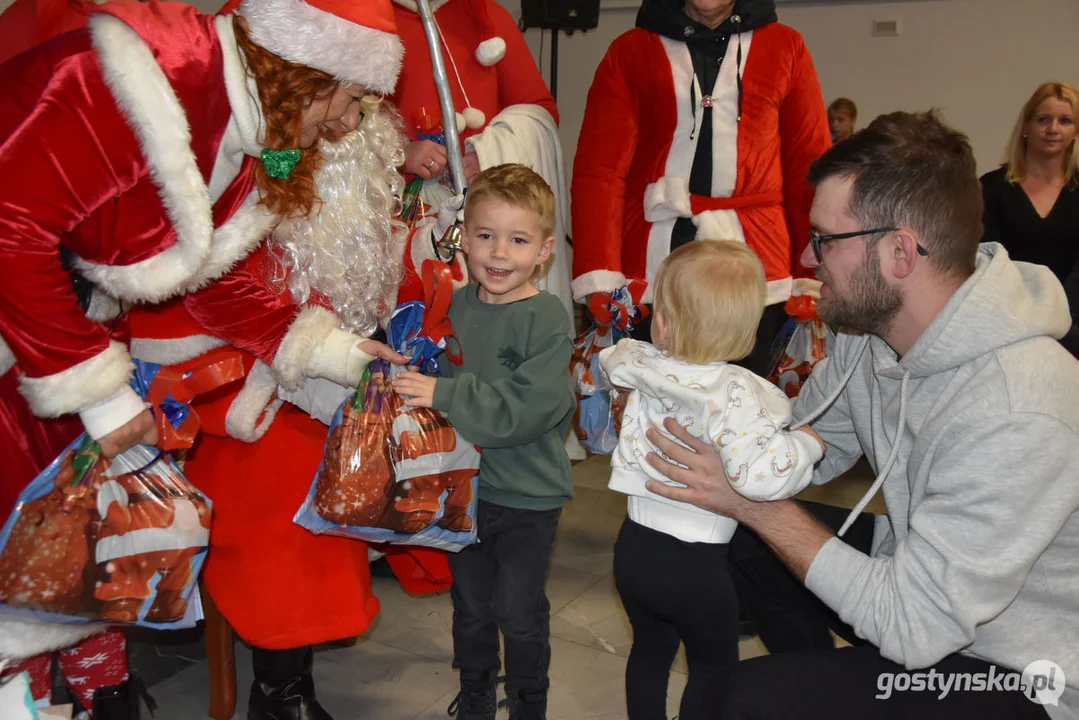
[233,15,338,218]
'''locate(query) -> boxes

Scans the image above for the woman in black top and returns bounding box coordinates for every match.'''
[980,81,1078,284]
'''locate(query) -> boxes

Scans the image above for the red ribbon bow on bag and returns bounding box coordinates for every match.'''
[144,353,247,450]
[419,259,463,366]
[587,280,650,337]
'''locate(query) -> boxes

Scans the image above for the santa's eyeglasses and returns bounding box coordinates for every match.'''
[809,227,930,263]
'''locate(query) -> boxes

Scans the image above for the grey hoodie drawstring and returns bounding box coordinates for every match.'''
[837,368,911,537]
[791,335,870,430]
[794,334,910,537]
[791,334,912,538]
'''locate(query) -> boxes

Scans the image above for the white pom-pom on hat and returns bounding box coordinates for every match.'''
[475,36,506,66]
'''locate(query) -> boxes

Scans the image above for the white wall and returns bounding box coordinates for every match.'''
[505,0,1079,175]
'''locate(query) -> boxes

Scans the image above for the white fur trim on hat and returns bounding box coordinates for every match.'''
[238,0,404,94]
[475,36,505,66]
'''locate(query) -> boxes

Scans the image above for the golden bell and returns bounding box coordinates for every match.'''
[434,222,464,259]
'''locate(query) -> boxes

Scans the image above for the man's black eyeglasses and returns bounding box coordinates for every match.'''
[809,227,930,263]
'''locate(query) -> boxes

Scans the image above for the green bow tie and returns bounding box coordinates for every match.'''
[261,148,302,180]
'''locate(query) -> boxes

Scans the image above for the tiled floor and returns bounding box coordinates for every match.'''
[136,456,882,719]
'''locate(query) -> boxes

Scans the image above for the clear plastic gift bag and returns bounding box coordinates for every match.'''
[766,294,836,398]
[0,358,229,629]
[0,437,210,628]
[570,282,648,454]
[294,261,480,552]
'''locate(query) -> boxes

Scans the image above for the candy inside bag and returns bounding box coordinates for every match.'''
[0,436,211,628]
[294,261,479,551]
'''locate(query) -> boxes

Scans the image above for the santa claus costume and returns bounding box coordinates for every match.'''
[572,0,831,372]
[0,0,402,716]
[388,0,576,327]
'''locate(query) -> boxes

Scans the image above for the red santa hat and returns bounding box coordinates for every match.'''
[238,0,404,94]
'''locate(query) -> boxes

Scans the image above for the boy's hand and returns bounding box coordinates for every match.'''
[393,368,437,408]
[795,425,826,452]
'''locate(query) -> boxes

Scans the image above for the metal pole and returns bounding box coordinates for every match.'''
[415,0,467,195]
[550,29,558,101]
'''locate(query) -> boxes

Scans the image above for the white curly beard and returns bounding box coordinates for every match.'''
[270,104,408,336]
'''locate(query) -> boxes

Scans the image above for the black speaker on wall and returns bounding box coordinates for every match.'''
[520,0,600,31]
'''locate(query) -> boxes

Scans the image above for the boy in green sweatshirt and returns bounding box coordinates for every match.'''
[393,164,574,720]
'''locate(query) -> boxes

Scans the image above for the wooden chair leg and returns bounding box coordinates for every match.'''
[202,586,236,720]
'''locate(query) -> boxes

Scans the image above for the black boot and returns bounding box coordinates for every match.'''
[501,687,547,720]
[248,646,333,720]
[446,670,496,720]
[92,676,155,720]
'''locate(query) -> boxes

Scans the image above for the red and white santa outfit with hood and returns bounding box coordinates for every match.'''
[388,0,576,328]
[571,0,831,310]
[0,0,402,711]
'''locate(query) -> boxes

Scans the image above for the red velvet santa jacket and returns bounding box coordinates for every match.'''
[571,16,830,305]
[388,0,557,146]
[0,2,273,419]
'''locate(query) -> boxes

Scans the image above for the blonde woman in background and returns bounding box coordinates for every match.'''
[980,81,1078,284]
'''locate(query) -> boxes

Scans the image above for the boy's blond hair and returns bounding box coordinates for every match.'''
[652,240,766,365]
[464,163,556,238]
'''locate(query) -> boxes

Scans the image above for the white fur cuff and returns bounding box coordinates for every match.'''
[272,306,339,390]
[791,278,822,299]
[78,386,148,440]
[308,328,369,387]
[19,341,135,418]
[571,270,627,302]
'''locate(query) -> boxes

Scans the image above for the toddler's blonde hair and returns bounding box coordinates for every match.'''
[652,240,766,364]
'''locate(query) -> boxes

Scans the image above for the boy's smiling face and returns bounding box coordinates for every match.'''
[462,197,554,305]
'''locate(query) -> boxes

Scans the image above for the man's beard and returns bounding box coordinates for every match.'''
[817,247,902,336]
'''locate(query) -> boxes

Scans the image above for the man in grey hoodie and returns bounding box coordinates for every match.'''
[646,111,1079,719]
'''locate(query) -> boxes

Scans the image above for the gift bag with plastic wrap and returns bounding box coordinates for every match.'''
[766,294,836,398]
[570,281,649,454]
[295,261,480,552]
[0,358,235,629]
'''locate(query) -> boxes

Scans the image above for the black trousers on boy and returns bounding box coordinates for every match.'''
[448,500,562,699]
[719,502,1050,719]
